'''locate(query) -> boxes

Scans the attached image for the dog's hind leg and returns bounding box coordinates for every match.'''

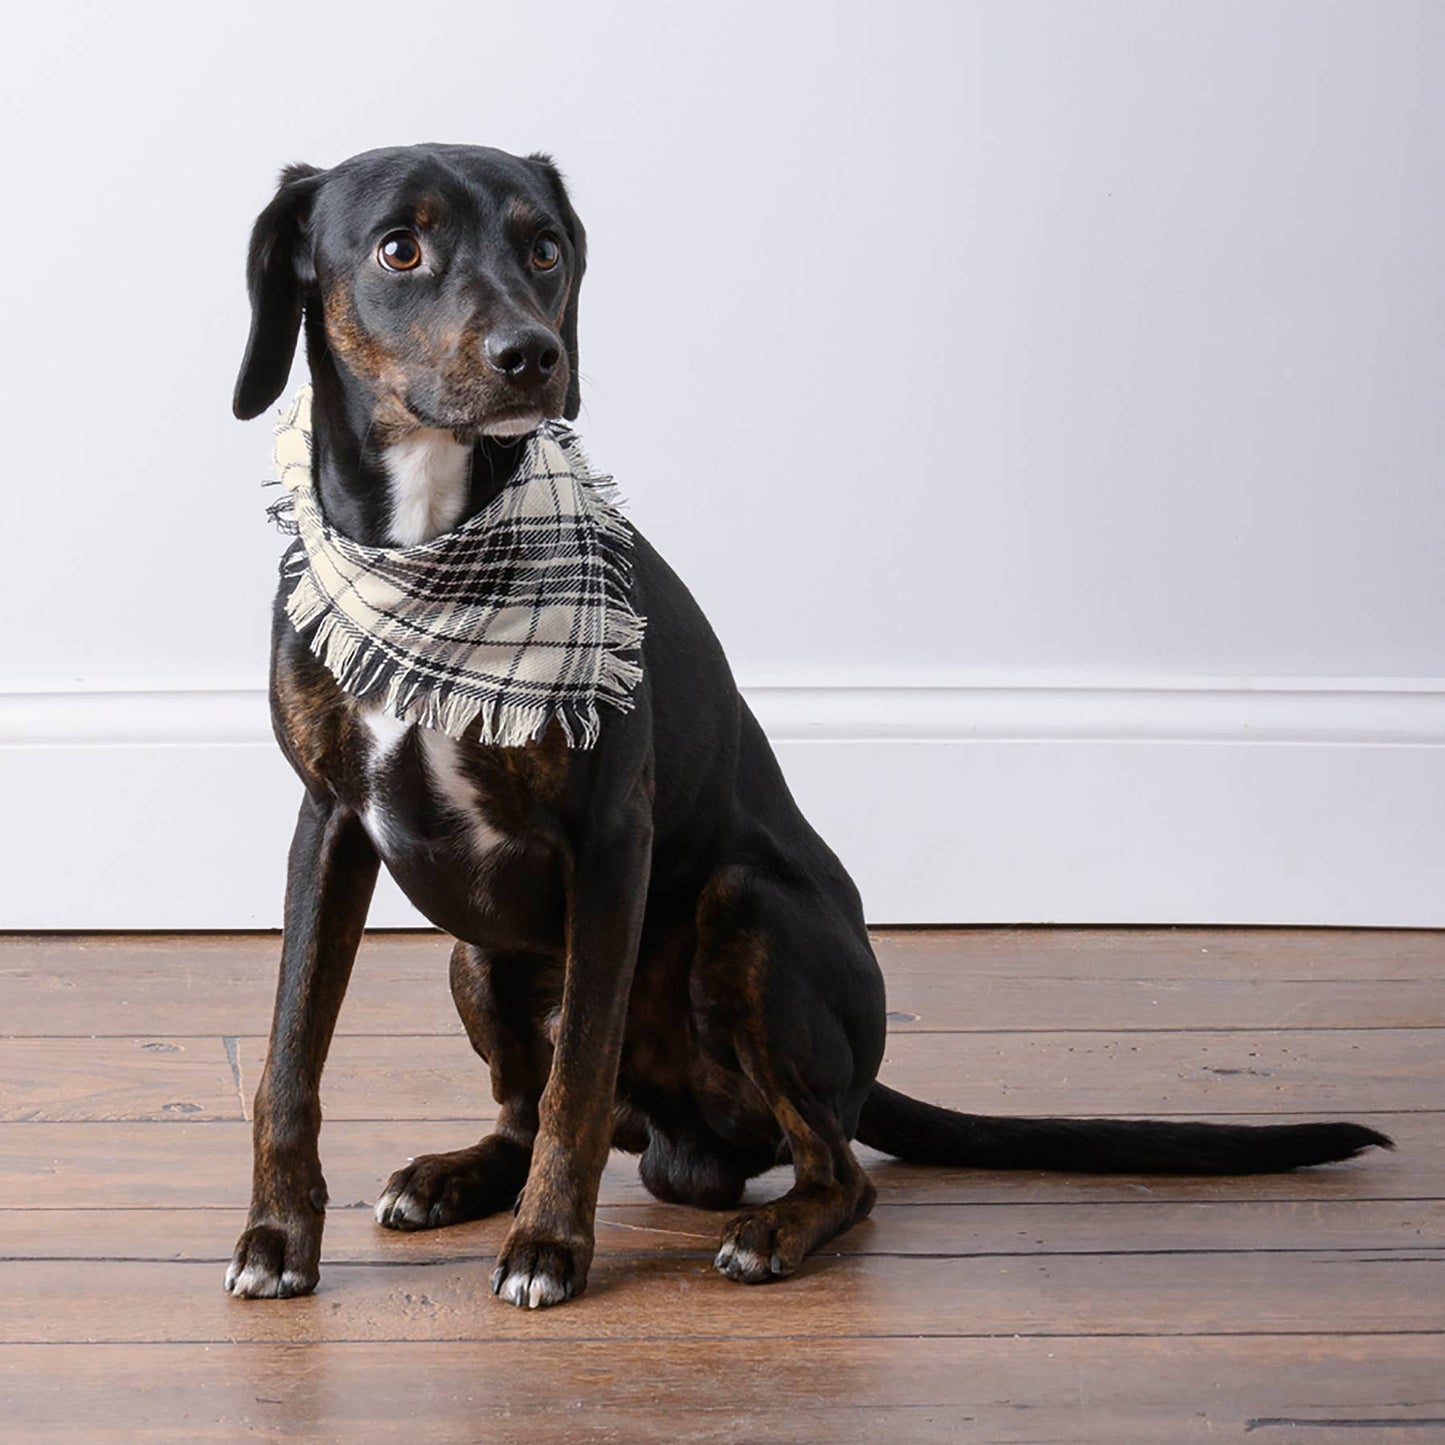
[695,872,884,1283]
[375,942,556,1230]
[713,1070,877,1284]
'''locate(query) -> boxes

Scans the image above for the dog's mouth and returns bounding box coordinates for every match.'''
[400,395,550,441]
[478,406,546,440]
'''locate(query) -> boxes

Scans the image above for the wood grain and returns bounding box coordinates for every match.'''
[0,1037,240,1122]
[4,1251,1445,1345]
[6,927,1441,1035]
[5,1197,1442,1263]
[2,1336,1442,1443]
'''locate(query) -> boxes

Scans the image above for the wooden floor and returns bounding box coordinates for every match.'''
[1,928,1442,1442]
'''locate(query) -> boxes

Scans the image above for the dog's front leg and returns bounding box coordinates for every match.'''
[225,793,379,1298]
[490,803,652,1309]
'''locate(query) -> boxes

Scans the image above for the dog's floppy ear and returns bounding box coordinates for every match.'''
[530,154,587,421]
[233,163,325,421]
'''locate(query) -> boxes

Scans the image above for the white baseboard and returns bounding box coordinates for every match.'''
[2,680,1442,928]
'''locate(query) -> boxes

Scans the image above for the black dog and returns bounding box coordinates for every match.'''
[224,143,1390,1308]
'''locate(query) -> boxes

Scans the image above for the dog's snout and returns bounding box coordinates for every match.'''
[484,325,562,384]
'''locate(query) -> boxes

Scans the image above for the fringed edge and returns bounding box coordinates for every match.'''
[597,617,647,709]
[286,579,630,750]
[265,485,301,536]
[593,535,646,721]
[546,421,634,538]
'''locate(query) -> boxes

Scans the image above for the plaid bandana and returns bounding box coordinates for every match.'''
[267,386,645,748]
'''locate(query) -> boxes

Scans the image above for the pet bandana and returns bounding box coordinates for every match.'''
[267,386,645,748]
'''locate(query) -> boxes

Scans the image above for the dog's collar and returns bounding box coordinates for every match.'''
[267,386,645,748]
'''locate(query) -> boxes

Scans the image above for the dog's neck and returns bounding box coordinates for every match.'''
[303,327,524,547]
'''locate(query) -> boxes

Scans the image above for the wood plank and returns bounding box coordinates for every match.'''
[5,1197,1441,1263]
[2,1336,1443,1443]
[875,926,1445,1032]
[6,928,1443,1035]
[871,926,1445,981]
[6,1024,1422,1123]
[873,1026,1443,1116]
[1,931,461,1039]
[4,1251,1444,1345]
[0,1037,240,1122]
[880,975,1445,1032]
[2,1114,1430,1211]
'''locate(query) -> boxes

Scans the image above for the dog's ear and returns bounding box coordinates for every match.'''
[530,154,587,421]
[233,163,325,421]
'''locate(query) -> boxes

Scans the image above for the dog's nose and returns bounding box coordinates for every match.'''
[484,326,561,385]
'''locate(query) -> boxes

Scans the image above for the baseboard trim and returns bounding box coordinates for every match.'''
[2,680,1442,928]
[3,677,1444,746]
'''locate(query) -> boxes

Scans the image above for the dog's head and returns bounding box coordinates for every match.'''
[233,144,586,435]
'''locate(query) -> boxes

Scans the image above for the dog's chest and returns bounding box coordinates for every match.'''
[357,710,513,867]
[351,435,541,866]
[346,706,570,948]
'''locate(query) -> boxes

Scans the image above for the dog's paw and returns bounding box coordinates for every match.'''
[224,1222,320,1299]
[714,1207,805,1284]
[489,1231,588,1310]
[375,1139,529,1231]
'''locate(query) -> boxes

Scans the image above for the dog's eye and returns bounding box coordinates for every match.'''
[531,235,561,272]
[377,231,423,272]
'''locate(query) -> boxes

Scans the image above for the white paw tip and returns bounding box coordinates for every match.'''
[227,1264,272,1298]
[715,1243,768,1278]
[376,1189,427,1228]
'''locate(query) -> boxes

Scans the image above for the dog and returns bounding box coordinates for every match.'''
[224,143,1391,1308]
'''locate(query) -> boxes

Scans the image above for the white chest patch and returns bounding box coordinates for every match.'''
[417,729,509,858]
[357,707,507,864]
[382,429,472,545]
[359,710,411,851]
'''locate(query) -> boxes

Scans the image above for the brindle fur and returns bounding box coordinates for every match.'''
[225,144,1389,1309]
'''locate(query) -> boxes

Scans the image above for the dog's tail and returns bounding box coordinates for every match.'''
[856,1083,1393,1174]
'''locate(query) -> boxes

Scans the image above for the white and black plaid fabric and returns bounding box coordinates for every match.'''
[267,386,645,747]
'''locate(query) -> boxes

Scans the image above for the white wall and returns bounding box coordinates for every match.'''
[1,1,1442,926]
